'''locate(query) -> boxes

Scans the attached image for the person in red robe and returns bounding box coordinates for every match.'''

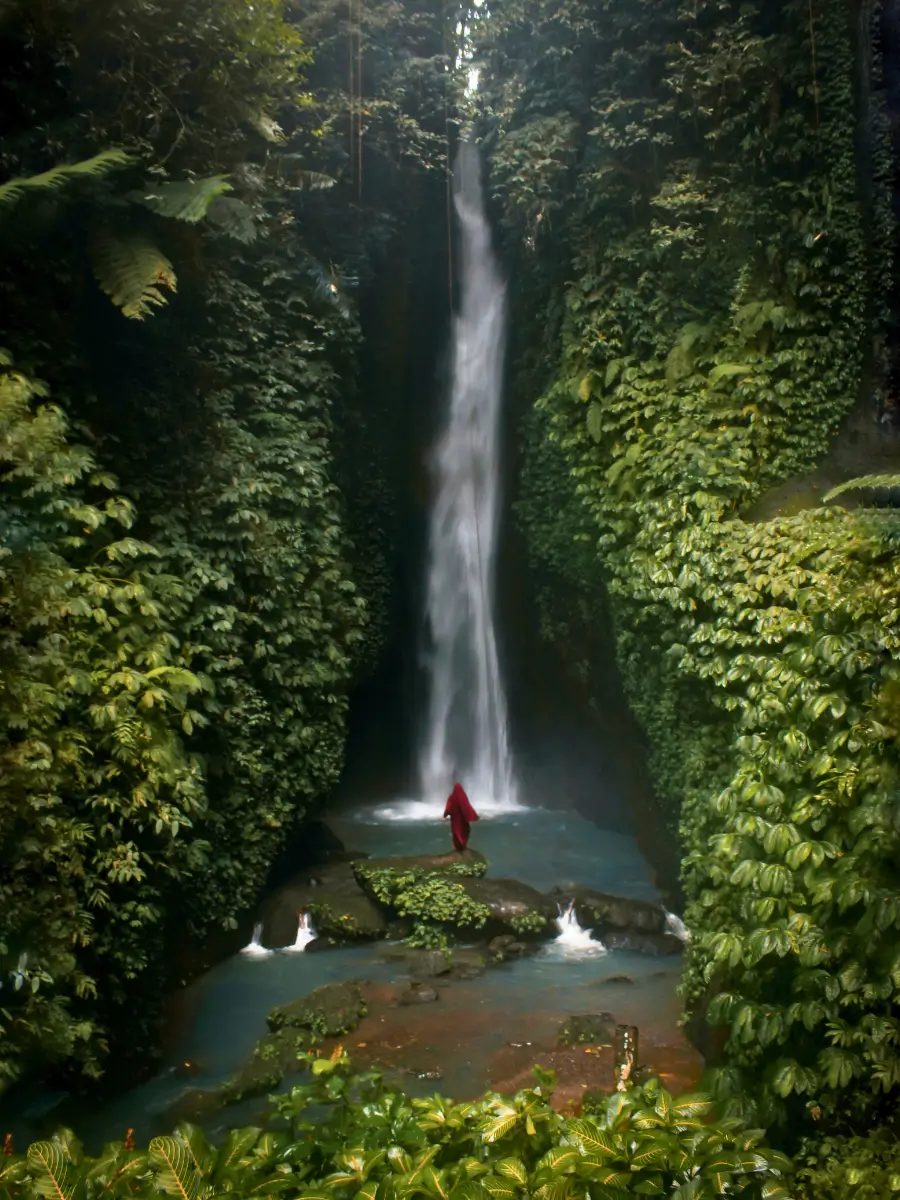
[443,782,479,851]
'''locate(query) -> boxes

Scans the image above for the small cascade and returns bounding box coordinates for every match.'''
[282,911,316,954]
[665,910,691,944]
[240,923,273,959]
[552,900,607,957]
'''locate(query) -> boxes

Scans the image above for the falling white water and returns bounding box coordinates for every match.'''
[665,910,691,944]
[282,911,316,954]
[240,922,273,959]
[419,139,518,814]
[552,900,607,958]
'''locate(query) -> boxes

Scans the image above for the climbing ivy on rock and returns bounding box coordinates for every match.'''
[478,0,900,1133]
[0,0,452,1092]
[0,357,207,1088]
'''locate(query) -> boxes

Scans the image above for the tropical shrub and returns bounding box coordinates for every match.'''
[0,1056,795,1200]
[793,1128,900,1199]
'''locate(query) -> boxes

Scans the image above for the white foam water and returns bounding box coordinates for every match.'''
[240,923,273,959]
[281,911,316,954]
[419,139,519,815]
[551,900,607,958]
[368,795,524,823]
[665,910,691,944]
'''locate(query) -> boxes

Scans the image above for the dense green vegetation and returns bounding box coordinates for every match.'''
[3,0,900,1188]
[475,0,900,1147]
[0,0,450,1092]
[1,1055,795,1200]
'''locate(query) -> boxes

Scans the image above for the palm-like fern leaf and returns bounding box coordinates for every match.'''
[0,149,131,211]
[128,176,232,223]
[26,1141,76,1200]
[824,473,900,503]
[148,1136,201,1200]
[90,232,177,320]
[206,196,258,243]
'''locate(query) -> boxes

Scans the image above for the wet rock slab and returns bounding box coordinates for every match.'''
[459,877,556,926]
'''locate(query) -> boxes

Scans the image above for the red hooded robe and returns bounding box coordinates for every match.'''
[444,783,479,851]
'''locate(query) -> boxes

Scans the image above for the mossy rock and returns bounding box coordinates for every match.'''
[458,877,555,935]
[267,980,367,1038]
[260,862,388,947]
[564,889,667,936]
[218,1026,316,1105]
[354,862,495,933]
[220,1058,286,1104]
[558,1012,617,1047]
[354,849,488,879]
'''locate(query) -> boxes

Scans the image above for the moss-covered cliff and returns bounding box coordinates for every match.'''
[477,0,900,1133]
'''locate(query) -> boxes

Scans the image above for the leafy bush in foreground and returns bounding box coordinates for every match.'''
[2,1055,793,1199]
[793,1128,900,1199]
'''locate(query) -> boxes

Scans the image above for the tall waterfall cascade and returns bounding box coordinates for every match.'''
[419,141,518,813]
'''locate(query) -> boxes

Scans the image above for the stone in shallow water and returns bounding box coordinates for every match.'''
[557,1013,617,1047]
[267,980,367,1037]
[488,934,531,960]
[398,984,439,1005]
[405,949,453,977]
[597,974,636,985]
[602,930,682,956]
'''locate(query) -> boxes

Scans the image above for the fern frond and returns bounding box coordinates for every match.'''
[0,149,131,211]
[90,232,177,320]
[246,110,287,143]
[128,176,232,223]
[291,169,336,192]
[823,474,900,503]
[206,196,258,243]
[276,155,337,192]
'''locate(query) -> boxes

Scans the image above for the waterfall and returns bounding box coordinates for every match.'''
[240,922,273,959]
[282,911,316,954]
[419,139,518,813]
[553,900,607,957]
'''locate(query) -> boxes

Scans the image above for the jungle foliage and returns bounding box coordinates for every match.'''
[475,0,900,1143]
[1,1055,795,1200]
[0,0,451,1092]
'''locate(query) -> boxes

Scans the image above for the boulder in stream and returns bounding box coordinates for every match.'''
[603,930,683,956]
[260,861,388,947]
[219,1026,314,1104]
[267,980,367,1037]
[457,877,555,935]
[560,888,668,935]
[557,1012,617,1047]
[398,983,440,1005]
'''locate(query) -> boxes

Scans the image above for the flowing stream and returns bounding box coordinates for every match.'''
[420,140,516,812]
[5,806,696,1152]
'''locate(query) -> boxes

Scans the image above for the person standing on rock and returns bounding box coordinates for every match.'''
[443,782,479,852]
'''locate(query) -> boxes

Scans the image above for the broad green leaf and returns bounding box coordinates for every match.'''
[567,1121,618,1156]
[149,1137,200,1200]
[495,1159,528,1186]
[27,1142,76,1200]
